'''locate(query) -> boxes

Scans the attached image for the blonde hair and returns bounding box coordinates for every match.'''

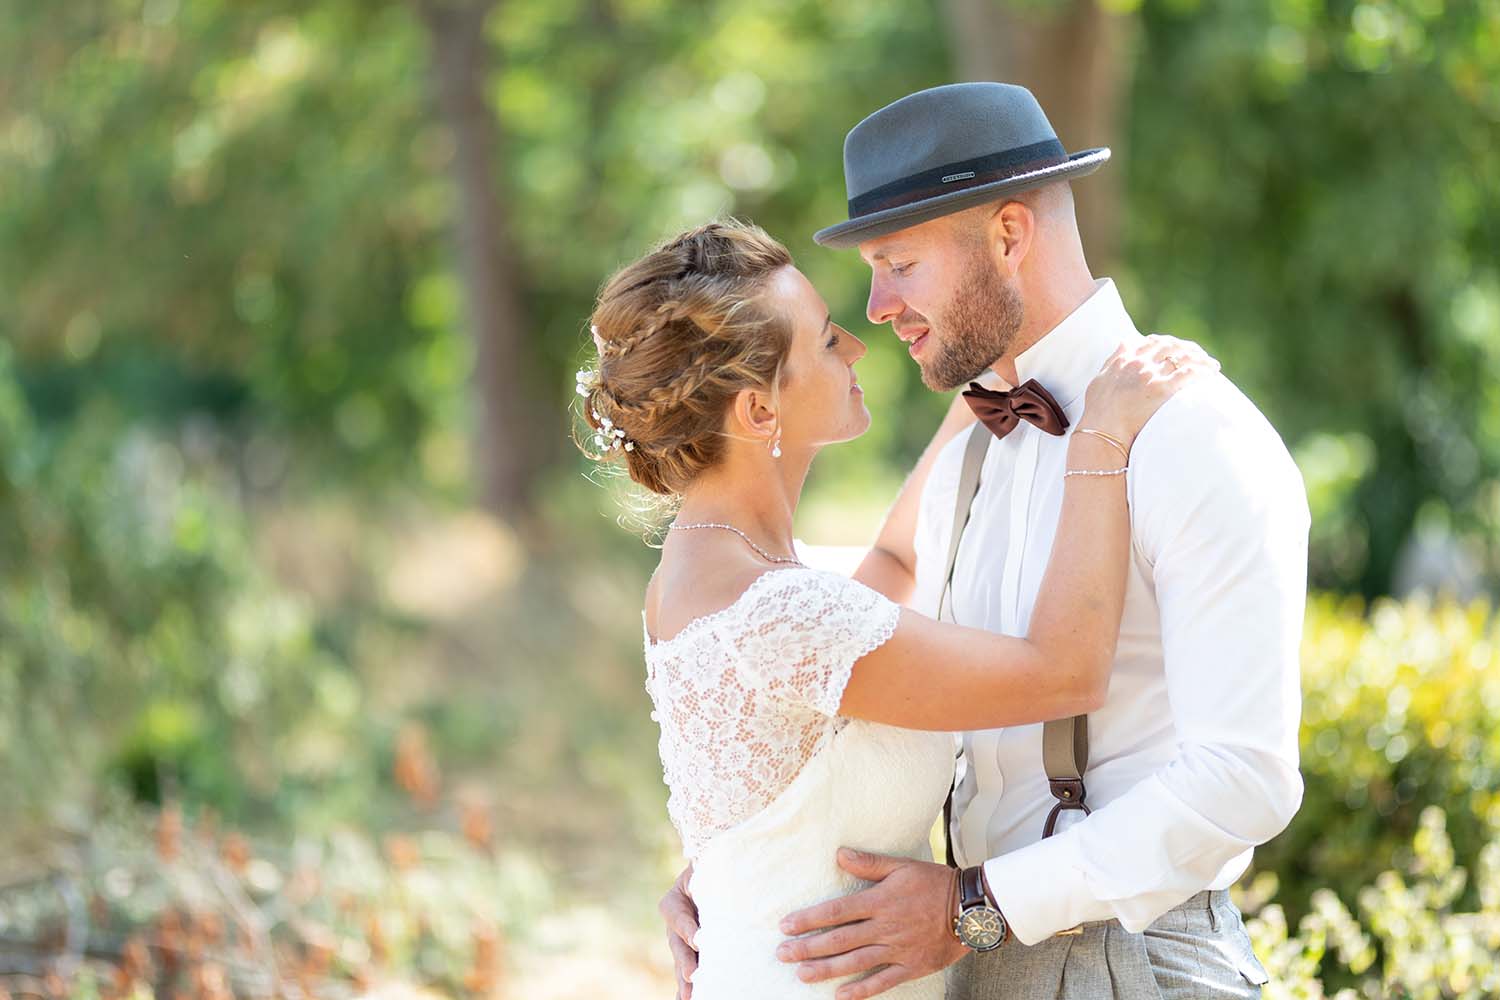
[577,220,794,497]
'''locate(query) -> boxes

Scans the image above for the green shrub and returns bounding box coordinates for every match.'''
[1257,594,1500,924]
[1247,806,1500,999]
[0,342,376,830]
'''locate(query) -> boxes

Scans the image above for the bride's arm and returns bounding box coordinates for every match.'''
[852,377,995,604]
[839,338,1214,731]
[839,431,1127,730]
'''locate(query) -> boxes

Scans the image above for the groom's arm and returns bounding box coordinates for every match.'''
[979,383,1310,941]
[854,379,987,604]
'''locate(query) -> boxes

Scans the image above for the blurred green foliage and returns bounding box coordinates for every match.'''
[1,1,459,490]
[1125,0,1500,597]
[5,0,1495,589]
[0,0,954,505]
[1258,594,1500,924]
[1246,806,1500,998]
[0,335,664,842]
[0,341,374,826]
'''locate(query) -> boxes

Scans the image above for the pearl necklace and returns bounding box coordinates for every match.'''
[668,522,802,566]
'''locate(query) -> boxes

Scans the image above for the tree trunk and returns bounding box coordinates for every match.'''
[943,0,1133,271]
[415,0,536,518]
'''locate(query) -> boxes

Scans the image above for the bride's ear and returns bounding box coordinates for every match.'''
[730,386,780,446]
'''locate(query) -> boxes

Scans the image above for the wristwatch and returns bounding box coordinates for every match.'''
[952,865,1008,952]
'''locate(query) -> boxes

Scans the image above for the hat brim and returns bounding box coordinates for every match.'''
[813,147,1111,249]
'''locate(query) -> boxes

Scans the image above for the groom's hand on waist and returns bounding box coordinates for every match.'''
[660,864,698,1000]
[777,848,967,1000]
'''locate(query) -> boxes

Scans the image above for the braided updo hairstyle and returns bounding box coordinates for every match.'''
[577,220,795,497]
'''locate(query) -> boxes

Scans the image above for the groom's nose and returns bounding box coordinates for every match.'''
[866,278,904,328]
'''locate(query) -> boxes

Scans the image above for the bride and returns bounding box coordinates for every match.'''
[575,220,1213,999]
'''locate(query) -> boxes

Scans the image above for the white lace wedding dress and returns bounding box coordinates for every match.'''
[644,567,954,999]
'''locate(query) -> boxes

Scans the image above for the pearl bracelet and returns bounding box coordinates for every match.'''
[1064,466,1129,478]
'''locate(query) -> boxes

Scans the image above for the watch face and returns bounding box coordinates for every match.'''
[957,907,1006,951]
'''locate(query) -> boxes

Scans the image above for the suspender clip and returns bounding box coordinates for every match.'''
[1042,778,1091,839]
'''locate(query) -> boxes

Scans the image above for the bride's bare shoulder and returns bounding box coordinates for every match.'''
[646,542,799,642]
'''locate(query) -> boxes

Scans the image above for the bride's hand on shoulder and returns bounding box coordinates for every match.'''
[1081,334,1219,451]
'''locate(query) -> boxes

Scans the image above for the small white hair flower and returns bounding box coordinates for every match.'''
[588,412,634,455]
[578,367,634,454]
[575,367,597,397]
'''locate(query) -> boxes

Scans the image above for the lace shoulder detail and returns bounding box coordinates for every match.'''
[643,568,901,857]
[726,568,901,715]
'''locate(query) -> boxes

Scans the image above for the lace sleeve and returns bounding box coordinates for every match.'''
[731,568,902,717]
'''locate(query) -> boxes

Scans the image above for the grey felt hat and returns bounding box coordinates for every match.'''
[813,82,1110,249]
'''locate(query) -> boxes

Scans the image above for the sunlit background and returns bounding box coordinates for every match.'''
[3,0,1499,997]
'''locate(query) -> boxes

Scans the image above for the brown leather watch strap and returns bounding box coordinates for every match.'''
[977,864,1000,910]
[959,865,987,911]
[959,865,1010,945]
[948,867,962,928]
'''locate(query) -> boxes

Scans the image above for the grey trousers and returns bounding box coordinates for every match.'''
[946,890,1269,1000]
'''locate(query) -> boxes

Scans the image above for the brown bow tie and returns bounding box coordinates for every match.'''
[962,379,1070,440]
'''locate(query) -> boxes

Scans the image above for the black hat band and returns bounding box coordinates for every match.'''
[847,139,1067,218]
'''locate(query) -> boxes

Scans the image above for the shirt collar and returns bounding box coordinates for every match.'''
[1012,278,1138,411]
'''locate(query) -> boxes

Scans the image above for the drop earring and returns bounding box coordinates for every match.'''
[770,427,783,459]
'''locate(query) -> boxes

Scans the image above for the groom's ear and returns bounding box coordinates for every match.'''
[984,200,1036,279]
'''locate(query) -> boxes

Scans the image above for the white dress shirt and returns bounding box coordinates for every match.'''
[911,279,1310,945]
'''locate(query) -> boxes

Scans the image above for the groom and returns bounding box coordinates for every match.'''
[660,83,1309,999]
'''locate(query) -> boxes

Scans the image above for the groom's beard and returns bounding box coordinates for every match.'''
[922,255,1023,392]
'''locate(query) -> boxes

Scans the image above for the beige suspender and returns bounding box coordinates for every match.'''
[938,426,991,866]
[938,426,993,624]
[1041,711,1091,837]
[938,425,1091,862]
